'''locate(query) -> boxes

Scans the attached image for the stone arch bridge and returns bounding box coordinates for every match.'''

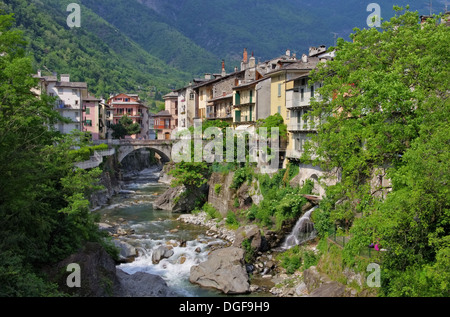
[74,139,173,169]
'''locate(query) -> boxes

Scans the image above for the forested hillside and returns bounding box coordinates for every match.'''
[0,0,191,100]
[137,0,432,61]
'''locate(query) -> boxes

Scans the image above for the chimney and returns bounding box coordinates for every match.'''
[221,60,226,77]
[302,54,308,63]
[204,73,212,80]
[243,48,248,63]
[234,66,238,72]
[286,49,291,57]
[60,74,70,82]
[249,55,256,68]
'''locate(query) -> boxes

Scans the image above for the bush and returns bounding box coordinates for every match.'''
[230,165,253,189]
[214,184,222,194]
[225,211,240,229]
[203,203,221,220]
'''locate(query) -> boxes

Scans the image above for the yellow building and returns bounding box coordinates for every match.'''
[264,53,321,166]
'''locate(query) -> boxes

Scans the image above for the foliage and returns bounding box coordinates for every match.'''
[225,211,240,230]
[307,8,450,296]
[110,115,141,139]
[256,113,287,139]
[245,169,314,229]
[214,183,222,194]
[68,143,109,161]
[230,165,254,189]
[242,238,256,263]
[2,0,188,101]
[203,203,221,220]
[168,161,211,190]
[0,14,105,296]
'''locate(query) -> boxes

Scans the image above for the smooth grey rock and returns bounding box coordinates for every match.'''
[116,269,178,297]
[189,247,250,294]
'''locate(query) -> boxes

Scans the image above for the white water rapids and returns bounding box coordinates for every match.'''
[95,167,227,296]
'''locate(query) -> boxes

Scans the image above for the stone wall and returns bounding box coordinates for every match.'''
[207,171,235,217]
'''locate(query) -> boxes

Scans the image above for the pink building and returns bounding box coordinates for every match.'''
[107,93,149,139]
[82,94,102,140]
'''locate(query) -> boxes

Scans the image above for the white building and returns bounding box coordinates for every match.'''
[34,72,88,134]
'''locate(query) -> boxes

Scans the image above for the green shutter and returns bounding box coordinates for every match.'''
[235,110,241,123]
[250,90,253,103]
[235,92,240,105]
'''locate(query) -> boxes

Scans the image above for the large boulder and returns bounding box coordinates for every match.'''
[189,247,250,294]
[113,239,137,263]
[153,184,208,213]
[44,242,121,297]
[233,224,263,252]
[116,269,178,297]
[152,245,174,264]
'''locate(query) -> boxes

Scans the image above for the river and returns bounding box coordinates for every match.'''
[94,166,232,297]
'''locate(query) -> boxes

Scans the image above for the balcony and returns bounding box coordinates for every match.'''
[286,149,302,159]
[287,123,316,132]
[286,92,322,109]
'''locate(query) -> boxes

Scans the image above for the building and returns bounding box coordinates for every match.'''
[82,94,102,140]
[193,60,245,124]
[34,71,88,134]
[106,93,149,139]
[152,110,175,140]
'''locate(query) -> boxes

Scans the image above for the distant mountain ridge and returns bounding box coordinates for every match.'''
[135,0,434,62]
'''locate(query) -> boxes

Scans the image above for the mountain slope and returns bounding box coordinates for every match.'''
[79,0,222,76]
[137,0,433,62]
[1,0,190,100]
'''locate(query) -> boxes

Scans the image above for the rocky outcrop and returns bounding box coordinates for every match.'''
[207,172,235,217]
[303,266,351,297]
[153,183,208,213]
[151,245,174,264]
[233,224,263,252]
[44,242,177,297]
[43,242,121,296]
[113,239,138,263]
[116,269,178,297]
[189,247,250,294]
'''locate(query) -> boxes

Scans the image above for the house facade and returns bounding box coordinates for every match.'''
[34,72,88,135]
[106,93,149,139]
[82,94,102,140]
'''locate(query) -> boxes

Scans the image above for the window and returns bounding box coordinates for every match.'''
[311,85,315,97]
[296,138,303,151]
[277,106,281,114]
[72,89,77,95]
[278,84,282,97]
[85,120,92,127]
[117,108,124,115]
[301,88,304,101]
[127,108,133,115]
[124,98,129,102]
[85,107,90,115]
[189,92,194,100]
[181,119,186,127]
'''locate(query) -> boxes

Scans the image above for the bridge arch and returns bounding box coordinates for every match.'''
[118,145,171,164]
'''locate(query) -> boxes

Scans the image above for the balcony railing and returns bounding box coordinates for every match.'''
[286,93,322,109]
[287,123,316,131]
[286,149,302,159]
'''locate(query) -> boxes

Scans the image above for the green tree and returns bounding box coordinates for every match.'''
[0,13,105,296]
[306,7,449,296]
[110,115,141,139]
